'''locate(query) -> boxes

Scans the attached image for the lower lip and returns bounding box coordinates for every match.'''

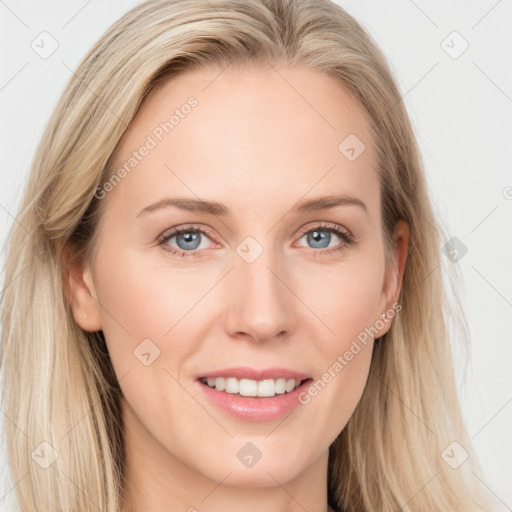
[196,379,313,422]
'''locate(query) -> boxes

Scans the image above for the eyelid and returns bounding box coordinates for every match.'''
[158,223,218,243]
[295,221,353,240]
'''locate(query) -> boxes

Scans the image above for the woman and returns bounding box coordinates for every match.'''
[0,0,497,511]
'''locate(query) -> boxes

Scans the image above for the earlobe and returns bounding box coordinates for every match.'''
[61,244,102,332]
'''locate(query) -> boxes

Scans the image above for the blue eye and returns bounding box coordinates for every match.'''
[173,230,202,250]
[296,222,354,254]
[157,222,354,258]
[304,229,334,249]
[158,226,214,256]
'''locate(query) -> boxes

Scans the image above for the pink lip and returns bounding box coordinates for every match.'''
[197,366,311,381]
[195,367,313,422]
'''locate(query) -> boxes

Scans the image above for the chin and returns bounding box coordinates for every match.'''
[210,464,303,488]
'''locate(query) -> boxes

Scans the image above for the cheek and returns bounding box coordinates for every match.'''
[294,253,383,424]
[300,305,376,446]
[92,248,204,374]
[297,252,385,350]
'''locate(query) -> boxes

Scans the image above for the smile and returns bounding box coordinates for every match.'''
[195,368,314,422]
[199,376,307,397]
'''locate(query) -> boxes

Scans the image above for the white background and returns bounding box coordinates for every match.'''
[0,0,511,510]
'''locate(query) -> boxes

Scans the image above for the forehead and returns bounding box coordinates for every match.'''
[106,63,380,221]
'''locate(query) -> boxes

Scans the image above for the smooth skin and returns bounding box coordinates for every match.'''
[64,62,409,512]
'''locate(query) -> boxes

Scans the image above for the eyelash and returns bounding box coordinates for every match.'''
[157,222,355,258]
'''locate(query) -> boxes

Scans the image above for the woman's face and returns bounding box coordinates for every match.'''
[68,63,407,489]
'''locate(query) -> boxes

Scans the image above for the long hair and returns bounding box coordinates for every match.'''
[0,1,495,510]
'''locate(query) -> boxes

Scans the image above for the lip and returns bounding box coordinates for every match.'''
[195,367,313,422]
[197,366,311,381]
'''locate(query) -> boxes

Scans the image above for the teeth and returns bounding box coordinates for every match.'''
[225,377,239,394]
[201,377,305,397]
[214,377,225,391]
[257,379,274,397]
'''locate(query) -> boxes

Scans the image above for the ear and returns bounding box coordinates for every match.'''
[61,243,102,332]
[375,219,409,337]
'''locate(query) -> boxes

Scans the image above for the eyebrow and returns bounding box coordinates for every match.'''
[135,193,368,218]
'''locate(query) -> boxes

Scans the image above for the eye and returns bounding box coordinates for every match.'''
[157,222,355,258]
[157,225,217,258]
[295,222,354,255]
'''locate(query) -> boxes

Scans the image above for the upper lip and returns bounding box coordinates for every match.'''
[197,366,311,381]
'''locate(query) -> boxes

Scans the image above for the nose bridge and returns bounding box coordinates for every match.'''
[224,236,296,342]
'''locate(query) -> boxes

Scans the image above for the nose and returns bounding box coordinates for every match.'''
[223,244,297,344]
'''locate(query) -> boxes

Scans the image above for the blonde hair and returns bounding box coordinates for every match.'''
[0,0,496,510]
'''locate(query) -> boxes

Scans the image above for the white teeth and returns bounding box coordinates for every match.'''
[274,378,286,394]
[257,379,275,397]
[215,377,225,391]
[239,379,258,397]
[285,378,296,392]
[225,377,239,394]
[202,376,305,397]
